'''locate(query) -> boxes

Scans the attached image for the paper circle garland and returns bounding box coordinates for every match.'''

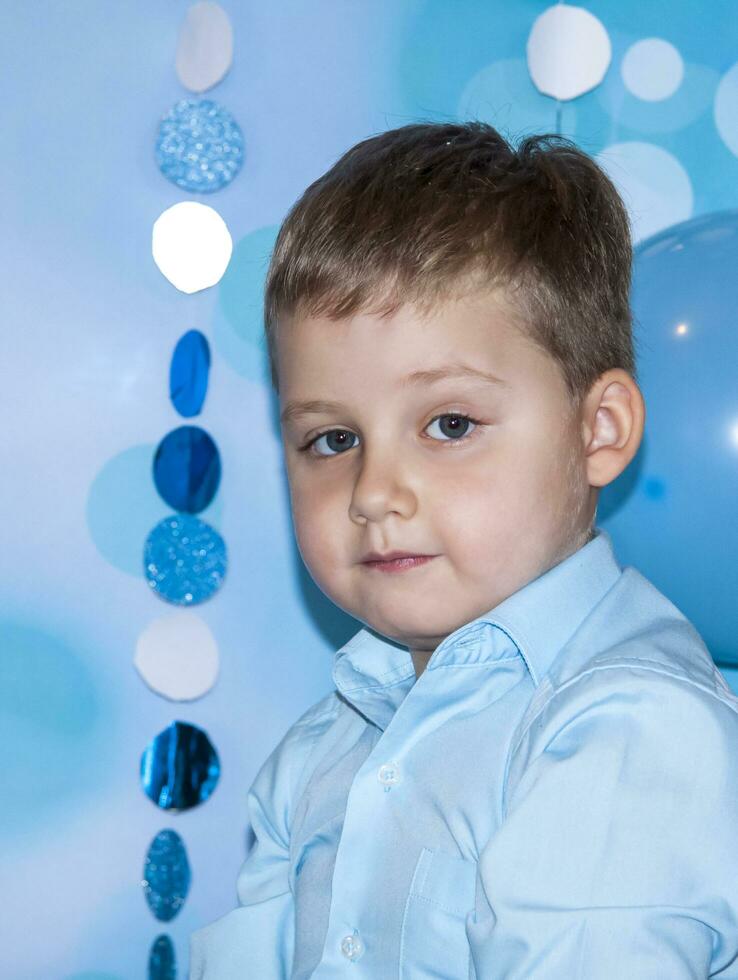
[155,98,244,193]
[138,3,239,969]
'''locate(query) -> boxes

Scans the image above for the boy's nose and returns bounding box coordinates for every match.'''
[348,456,417,525]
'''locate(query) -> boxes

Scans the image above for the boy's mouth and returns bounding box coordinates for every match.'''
[361,552,438,573]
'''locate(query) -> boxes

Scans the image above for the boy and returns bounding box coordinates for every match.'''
[190,122,738,978]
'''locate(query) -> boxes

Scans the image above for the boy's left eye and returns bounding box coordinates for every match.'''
[425,413,479,441]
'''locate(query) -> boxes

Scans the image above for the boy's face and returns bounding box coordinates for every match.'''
[277,288,594,659]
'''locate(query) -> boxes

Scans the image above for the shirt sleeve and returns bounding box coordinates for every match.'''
[189,700,334,980]
[467,665,738,979]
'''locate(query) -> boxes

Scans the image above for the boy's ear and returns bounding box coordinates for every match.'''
[580,369,645,488]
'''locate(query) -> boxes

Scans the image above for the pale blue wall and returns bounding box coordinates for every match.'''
[2,2,737,977]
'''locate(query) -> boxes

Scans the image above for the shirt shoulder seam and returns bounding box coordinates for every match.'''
[502,659,737,811]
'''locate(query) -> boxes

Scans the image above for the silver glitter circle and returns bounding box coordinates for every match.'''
[144,514,227,605]
[155,98,244,193]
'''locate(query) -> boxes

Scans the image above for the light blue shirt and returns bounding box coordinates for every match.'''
[190,527,738,978]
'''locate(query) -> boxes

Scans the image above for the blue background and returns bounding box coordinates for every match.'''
[2,2,737,977]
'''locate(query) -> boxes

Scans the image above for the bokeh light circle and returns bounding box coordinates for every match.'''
[458,58,570,136]
[714,61,738,158]
[152,201,233,294]
[596,141,693,243]
[621,38,684,102]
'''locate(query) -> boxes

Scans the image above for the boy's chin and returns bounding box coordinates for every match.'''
[359,612,464,652]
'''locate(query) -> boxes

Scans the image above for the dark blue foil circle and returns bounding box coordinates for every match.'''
[148,934,176,980]
[153,426,221,513]
[155,98,244,193]
[144,514,227,605]
[142,829,191,921]
[170,329,211,417]
[141,720,220,811]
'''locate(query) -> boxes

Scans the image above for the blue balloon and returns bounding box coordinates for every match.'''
[599,209,738,665]
[170,329,210,417]
[152,425,221,513]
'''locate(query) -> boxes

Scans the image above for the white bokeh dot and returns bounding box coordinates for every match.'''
[134,610,219,701]
[715,61,738,158]
[458,58,565,135]
[152,201,233,294]
[527,4,611,101]
[622,38,684,101]
[596,142,693,244]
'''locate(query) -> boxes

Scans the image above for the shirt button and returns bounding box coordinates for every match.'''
[377,761,400,788]
[340,931,365,961]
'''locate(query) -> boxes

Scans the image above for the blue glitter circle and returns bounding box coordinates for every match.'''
[142,829,191,921]
[155,98,244,193]
[144,514,226,605]
[148,934,176,980]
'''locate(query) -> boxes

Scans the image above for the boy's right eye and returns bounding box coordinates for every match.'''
[302,429,360,457]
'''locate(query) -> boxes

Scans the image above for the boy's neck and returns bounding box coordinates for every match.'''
[410,648,432,679]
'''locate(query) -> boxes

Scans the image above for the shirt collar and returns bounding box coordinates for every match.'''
[332,526,623,729]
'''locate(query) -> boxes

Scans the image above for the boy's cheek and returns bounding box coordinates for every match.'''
[291,500,345,574]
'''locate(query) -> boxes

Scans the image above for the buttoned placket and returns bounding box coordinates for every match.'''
[312,624,524,975]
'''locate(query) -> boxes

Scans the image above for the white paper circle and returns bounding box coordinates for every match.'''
[715,61,738,158]
[527,4,611,101]
[596,141,693,244]
[152,201,233,294]
[176,1,233,93]
[134,610,219,700]
[622,38,684,101]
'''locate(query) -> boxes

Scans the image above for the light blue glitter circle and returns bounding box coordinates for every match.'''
[155,98,244,193]
[144,515,227,605]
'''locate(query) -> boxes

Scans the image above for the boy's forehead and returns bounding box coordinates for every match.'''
[276,288,535,386]
[275,293,575,431]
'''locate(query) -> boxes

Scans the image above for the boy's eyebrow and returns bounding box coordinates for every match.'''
[400,364,510,388]
[280,399,347,426]
[280,363,509,426]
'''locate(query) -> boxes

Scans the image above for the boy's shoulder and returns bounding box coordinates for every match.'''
[547,562,733,699]
[251,687,352,797]
[507,563,738,795]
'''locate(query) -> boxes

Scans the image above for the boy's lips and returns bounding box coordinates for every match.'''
[360,551,439,572]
